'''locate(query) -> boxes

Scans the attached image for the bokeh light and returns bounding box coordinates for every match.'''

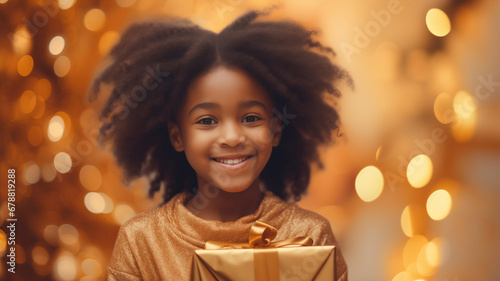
[433,92,454,124]
[11,25,32,55]
[53,253,77,281]
[426,8,451,37]
[34,78,52,100]
[58,0,76,10]
[355,166,384,202]
[32,246,50,266]
[41,164,58,182]
[54,56,71,77]
[0,230,6,252]
[48,115,65,142]
[81,258,103,277]
[58,224,79,245]
[53,152,72,174]
[43,225,59,246]
[113,204,136,225]
[99,30,120,55]
[79,165,103,191]
[401,204,426,237]
[407,154,433,188]
[24,162,41,184]
[426,189,452,221]
[452,90,477,142]
[49,36,66,55]
[19,90,37,114]
[84,192,106,214]
[84,9,106,31]
[17,55,34,76]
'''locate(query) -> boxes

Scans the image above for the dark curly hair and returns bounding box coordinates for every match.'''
[90,9,351,204]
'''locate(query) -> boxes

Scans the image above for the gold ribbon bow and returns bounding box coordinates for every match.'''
[203,221,313,281]
[204,220,313,249]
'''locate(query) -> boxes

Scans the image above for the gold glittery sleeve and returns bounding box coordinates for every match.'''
[107,225,143,281]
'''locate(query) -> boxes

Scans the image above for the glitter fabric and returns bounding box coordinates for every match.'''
[107,191,348,280]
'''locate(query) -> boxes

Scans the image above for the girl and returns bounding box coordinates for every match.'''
[90,9,349,281]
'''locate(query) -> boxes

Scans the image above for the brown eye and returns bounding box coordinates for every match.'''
[242,115,261,123]
[197,118,216,125]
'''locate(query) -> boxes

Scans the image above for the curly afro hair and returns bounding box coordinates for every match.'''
[90,9,351,204]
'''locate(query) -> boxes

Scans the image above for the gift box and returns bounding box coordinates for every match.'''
[190,221,337,281]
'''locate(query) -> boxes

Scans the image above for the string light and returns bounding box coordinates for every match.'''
[84,9,106,31]
[54,152,72,173]
[113,204,136,225]
[407,154,433,188]
[17,55,34,76]
[426,8,451,37]
[49,36,66,55]
[19,90,37,114]
[355,166,384,202]
[54,56,71,77]
[426,189,452,221]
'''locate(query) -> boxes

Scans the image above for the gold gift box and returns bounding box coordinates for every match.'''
[190,245,336,281]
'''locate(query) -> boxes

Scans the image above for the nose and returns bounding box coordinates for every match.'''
[217,121,246,147]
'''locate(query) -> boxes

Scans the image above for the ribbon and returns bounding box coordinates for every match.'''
[204,220,313,250]
[204,221,313,281]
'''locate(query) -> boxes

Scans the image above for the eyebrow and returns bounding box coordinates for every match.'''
[188,100,267,116]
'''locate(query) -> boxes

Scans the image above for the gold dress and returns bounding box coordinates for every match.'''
[107,191,348,280]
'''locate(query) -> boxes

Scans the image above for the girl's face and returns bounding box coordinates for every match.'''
[169,66,281,193]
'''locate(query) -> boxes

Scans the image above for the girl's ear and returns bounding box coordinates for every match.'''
[271,117,282,147]
[168,121,184,152]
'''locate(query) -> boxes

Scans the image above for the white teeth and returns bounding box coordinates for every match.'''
[214,156,251,165]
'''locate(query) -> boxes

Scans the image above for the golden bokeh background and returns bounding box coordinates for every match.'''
[1,0,499,280]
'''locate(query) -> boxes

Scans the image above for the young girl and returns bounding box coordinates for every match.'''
[90,9,349,281]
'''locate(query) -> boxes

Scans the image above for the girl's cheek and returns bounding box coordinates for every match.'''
[253,127,275,149]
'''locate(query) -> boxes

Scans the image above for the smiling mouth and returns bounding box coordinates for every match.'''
[211,155,255,165]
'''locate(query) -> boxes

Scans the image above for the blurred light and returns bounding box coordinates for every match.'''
[407,154,433,188]
[11,25,32,55]
[79,165,102,191]
[84,9,106,31]
[101,192,114,214]
[24,162,41,184]
[41,164,57,182]
[85,192,106,214]
[0,0,8,4]
[28,126,44,146]
[19,90,37,113]
[44,225,59,246]
[114,204,136,225]
[0,230,6,251]
[54,56,71,77]
[416,243,436,276]
[452,90,477,142]
[58,224,79,245]
[391,271,413,281]
[17,55,34,76]
[403,235,428,268]
[79,108,99,129]
[401,204,426,238]
[426,8,451,37]
[426,189,452,221]
[31,95,46,119]
[433,92,453,124]
[54,152,72,173]
[116,0,137,7]
[49,36,65,55]
[58,0,76,10]
[48,116,65,142]
[82,258,102,277]
[32,246,50,266]
[54,254,77,280]
[99,31,120,55]
[34,78,52,100]
[355,166,384,202]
